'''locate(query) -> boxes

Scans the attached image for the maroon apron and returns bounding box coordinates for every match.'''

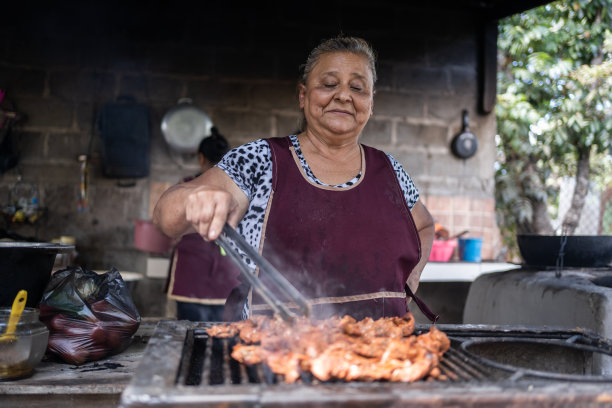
[250,136,438,321]
[167,233,241,304]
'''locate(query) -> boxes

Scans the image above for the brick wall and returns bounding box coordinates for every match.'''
[1,3,501,307]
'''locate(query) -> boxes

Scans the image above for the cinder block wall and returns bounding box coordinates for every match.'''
[1,4,500,314]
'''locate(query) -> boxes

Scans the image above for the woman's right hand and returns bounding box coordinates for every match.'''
[154,167,248,241]
[185,185,234,241]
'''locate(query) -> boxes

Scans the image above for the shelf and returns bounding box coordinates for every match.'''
[421,262,521,282]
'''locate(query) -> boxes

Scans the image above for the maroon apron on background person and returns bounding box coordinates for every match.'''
[167,233,241,304]
[250,136,437,321]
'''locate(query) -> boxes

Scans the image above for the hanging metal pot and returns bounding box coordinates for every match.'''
[161,98,213,154]
[451,110,478,159]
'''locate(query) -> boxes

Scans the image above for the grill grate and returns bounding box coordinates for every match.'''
[120,321,612,408]
[176,328,496,387]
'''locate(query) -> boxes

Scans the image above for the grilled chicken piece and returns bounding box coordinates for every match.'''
[206,323,239,338]
[208,312,449,383]
[231,344,264,365]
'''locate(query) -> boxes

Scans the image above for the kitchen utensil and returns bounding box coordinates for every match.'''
[216,223,311,323]
[451,110,478,159]
[0,290,26,343]
[161,98,213,154]
[448,230,469,240]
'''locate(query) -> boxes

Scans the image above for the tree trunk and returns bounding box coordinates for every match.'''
[518,158,554,235]
[562,147,591,234]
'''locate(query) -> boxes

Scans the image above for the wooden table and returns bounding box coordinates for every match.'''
[0,319,158,408]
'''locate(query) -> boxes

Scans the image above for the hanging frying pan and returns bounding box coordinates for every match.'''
[161,98,213,153]
[451,110,478,159]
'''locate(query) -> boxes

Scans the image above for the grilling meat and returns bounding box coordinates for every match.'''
[208,313,450,383]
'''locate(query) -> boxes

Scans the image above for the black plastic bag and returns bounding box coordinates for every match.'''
[39,266,141,365]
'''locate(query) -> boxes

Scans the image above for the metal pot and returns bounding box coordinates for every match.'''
[517,234,612,268]
[0,242,74,308]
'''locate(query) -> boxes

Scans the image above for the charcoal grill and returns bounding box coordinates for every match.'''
[120,321,612,407]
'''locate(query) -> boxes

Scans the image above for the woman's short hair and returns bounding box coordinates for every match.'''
[198,127,229,164]
[299,35,377,87]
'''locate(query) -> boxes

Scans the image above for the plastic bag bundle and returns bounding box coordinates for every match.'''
[39,266,141,365]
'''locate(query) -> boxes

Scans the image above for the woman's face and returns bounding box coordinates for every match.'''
[299,52,374,139]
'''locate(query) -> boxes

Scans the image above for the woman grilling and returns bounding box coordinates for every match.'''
[165,128,241,322]
[153,35,436,322]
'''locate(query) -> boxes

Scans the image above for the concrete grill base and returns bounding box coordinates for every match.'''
[464,268,612,374]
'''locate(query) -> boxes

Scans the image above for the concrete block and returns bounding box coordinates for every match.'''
[187,80,248,108]
[376,36,427,64]
[215,49,277,79]
[147,77,183,103]
[397,123,448,147]
[276,52,307,80]
[49,70,116,102]
[6,37,79,67]
[14,131,45,160]
[427,35,477,67]
[75,102,95,135]
[275,114,301,138]
[148,44,214,76]
[375,62,394,90]
[449,67,477,95]
[395,66,449,94]
[374,91,424,118]
[119,75,148,103]
[47,132,87,162]
[0,66,46,96]
[249,83,299,112]
[77,40,148,72]
[426,94,476,121]
[361,119,392,146]
[211,110,271,141]
[15,97,73,128]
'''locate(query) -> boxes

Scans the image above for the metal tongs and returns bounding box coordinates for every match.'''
[216,223,311,323]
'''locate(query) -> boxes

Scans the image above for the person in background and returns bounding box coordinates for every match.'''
[165,127,241,321]
[154,36,436,322]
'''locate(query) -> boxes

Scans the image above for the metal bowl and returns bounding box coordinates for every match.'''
[517,234,612,268]
[0,242,74,308]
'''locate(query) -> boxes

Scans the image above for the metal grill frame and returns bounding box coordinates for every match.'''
[120,321,612,408]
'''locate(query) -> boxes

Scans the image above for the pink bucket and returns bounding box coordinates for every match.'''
[133,219,172,254]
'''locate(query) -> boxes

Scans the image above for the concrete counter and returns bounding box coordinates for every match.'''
[0,320,158,408]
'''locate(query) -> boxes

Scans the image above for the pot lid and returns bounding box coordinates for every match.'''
[161,98,213,154]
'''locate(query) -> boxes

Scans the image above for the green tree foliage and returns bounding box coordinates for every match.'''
[496,0,612,255]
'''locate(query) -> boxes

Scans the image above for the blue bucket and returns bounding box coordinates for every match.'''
[458,238,483,262]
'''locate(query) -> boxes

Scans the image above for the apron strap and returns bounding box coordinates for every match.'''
[405,283,439,323]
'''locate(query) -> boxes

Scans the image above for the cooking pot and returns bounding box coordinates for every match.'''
[0,242,74,308]
[161,98,213,154]
[517,234,612,268]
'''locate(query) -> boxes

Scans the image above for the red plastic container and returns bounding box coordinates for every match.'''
[428,239,457,262]
[133,219,172,254]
